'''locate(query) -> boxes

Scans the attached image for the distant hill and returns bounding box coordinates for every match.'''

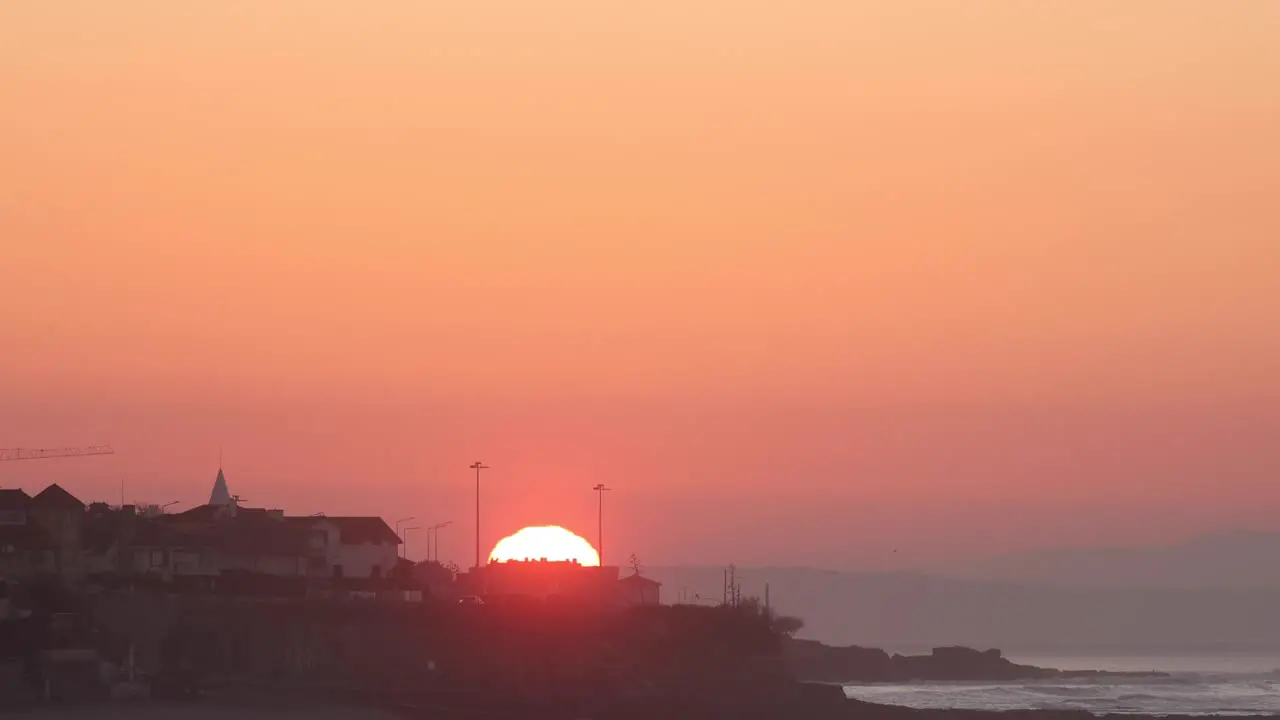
[645,563,1280,653]
[933,530,1280,589]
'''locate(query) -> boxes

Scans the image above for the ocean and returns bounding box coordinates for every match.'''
[842,656,1280,716]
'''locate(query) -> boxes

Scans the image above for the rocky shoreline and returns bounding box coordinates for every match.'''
[785,640,1168,684]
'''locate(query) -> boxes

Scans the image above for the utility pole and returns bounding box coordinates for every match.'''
[403,526,421,561]
[470,462,488,570]
[592,483,610,568]
[395,517,416,559]
[429,521,452,563]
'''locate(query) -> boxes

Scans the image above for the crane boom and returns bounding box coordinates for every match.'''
[0,446,115,462]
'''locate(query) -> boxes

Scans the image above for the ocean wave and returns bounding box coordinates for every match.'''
[843,679,1280,716]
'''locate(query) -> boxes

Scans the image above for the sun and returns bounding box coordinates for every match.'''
[489,525,600,566]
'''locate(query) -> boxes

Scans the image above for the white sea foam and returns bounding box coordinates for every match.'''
[844,673,1280,716]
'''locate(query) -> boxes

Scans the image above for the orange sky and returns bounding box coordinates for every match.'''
[2,1,1277,568]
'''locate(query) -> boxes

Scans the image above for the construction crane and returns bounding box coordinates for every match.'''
[0,446,115,462]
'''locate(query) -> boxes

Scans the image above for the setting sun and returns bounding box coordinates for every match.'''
[489,526,600,566]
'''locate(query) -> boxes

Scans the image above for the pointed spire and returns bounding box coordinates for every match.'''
[209,467,232,506]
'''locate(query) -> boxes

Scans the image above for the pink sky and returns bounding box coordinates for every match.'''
[2,2,1277,569]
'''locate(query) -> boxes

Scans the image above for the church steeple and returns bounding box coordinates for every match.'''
[209,466,232,506]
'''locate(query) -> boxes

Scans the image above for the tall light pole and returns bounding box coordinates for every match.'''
[470,462,489,570]
[395,516,416,558]
[403,526,421,561]
[429,521,453,563]
[592,484,611,568]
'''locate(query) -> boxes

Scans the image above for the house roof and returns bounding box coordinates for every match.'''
[31,483,85,510]
[0,489,31,511]
[329,517,401,545]
[289,516,400,545]
[204,517,311,557]
[209,468,232,506]
[618,573,661,587]
[170,504,224,523]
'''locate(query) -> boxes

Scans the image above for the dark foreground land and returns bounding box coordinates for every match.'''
[0,585,1204,720]
[18,691,1280,720]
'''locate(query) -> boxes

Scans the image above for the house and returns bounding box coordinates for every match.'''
[615,572,662,607]
[288,516,400,580]
[0,489,29,527]
[80,503,129,576]
[206,511,310,576]
[119,518,218,580]
[0,487,82,579]
[0,488,55,578]
[151,469,313,577]
[164,506,310,577]
[28,484,86,577]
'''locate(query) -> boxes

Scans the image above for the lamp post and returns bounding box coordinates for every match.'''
[403,526,421,561]
[470,462,488,569]
[429,521,453,563]
[592,484,611,568]
[395,516,416,558]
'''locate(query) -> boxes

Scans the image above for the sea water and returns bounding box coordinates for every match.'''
[842,656,1280,716]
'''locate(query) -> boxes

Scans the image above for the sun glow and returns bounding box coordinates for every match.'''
[488,525,600,566]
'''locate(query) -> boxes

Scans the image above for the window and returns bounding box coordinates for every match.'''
[150,550,164,568]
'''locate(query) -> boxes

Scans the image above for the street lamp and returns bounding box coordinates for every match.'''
[395,516,416,558]
[428,521,453,563]
[592,484,611,568]
[470,462,488,569]
[403,527,421,561]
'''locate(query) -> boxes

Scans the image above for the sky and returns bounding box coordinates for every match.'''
[2,1,1277,570]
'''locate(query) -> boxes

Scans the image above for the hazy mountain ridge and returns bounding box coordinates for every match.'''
[647,532,1280,651]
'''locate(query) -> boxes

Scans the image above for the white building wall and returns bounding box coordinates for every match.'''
[334,541,397,579]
